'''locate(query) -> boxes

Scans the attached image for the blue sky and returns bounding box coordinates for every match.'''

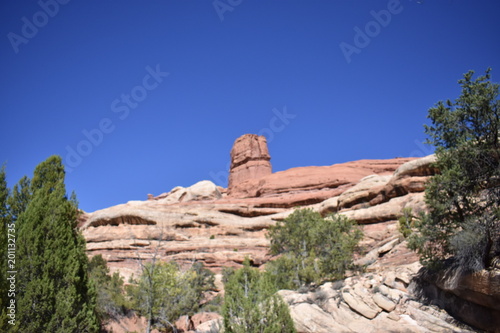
[1,0,499,213]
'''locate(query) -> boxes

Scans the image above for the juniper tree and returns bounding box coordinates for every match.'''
[407,69,500,271]
[14,155,99,332]
[88,255,128,325]
[222,258,296,333]
[267,208,362,289]
[127,260,214,333]
[6,176,30,224]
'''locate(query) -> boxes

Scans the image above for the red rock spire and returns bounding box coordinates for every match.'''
[228,134,272,194]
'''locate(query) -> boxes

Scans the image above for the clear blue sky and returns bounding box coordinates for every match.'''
[1,0,499,213]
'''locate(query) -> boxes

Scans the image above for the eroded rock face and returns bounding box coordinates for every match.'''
[228,158,416,204]
[81,200,277,281]
[83,150,499,332]
[81,155,437,281]
[416,268,500,332]
[279,263,476,333]
[227,134,272,194]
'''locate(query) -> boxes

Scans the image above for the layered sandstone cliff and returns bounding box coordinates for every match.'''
[80,134,497,332]
[80,136,427,280]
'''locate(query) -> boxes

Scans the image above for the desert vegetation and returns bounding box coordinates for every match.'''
[266,208,363,290]
[401,68,500,274]
[0,155,362,332]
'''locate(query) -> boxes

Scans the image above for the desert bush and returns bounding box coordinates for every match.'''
[127,261,214,332]
[266,208,362,289]
[222,259,296,333]
[88,255,129,323]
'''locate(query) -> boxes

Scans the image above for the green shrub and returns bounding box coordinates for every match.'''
[88,255,129,323]
[266,208,362,289]
[398,207,415,238]
[222,266,236,284]
[126,261,214,332]
[222,259,296,333]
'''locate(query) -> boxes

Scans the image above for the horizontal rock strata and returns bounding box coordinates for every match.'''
[82,154,437,283]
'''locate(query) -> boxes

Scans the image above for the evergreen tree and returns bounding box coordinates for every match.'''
[14,155,99,332]
[127,260,214,332]
[407,69,500,271]
[222,259,296,333]
[88,255,128,324]
[6,176,31,224]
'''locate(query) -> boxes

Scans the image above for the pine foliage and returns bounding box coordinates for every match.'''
[407,69,500,271]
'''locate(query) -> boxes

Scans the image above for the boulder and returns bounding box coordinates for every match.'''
[194,319,222,333]
[153,181,222,204]
[392,154,438,179]
[179,180,222,202]
[279,268,474,333]
[317,196,339,215]
[372,293,396,312]
[341,288,381,319]
[288,302,348,333]
[191,312,222,332]
[175,315,194,332]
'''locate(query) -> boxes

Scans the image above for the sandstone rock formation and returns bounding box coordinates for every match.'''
[150,180,222,204]
[415,267,500,332]
[81,134,499,332]
[279,263,475,333]
[81,155,429,281]
[226,134,416,204]
[228,158,416,206]
[104,311,221,333]
[175,312,222,333]
[227,134,272,194]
